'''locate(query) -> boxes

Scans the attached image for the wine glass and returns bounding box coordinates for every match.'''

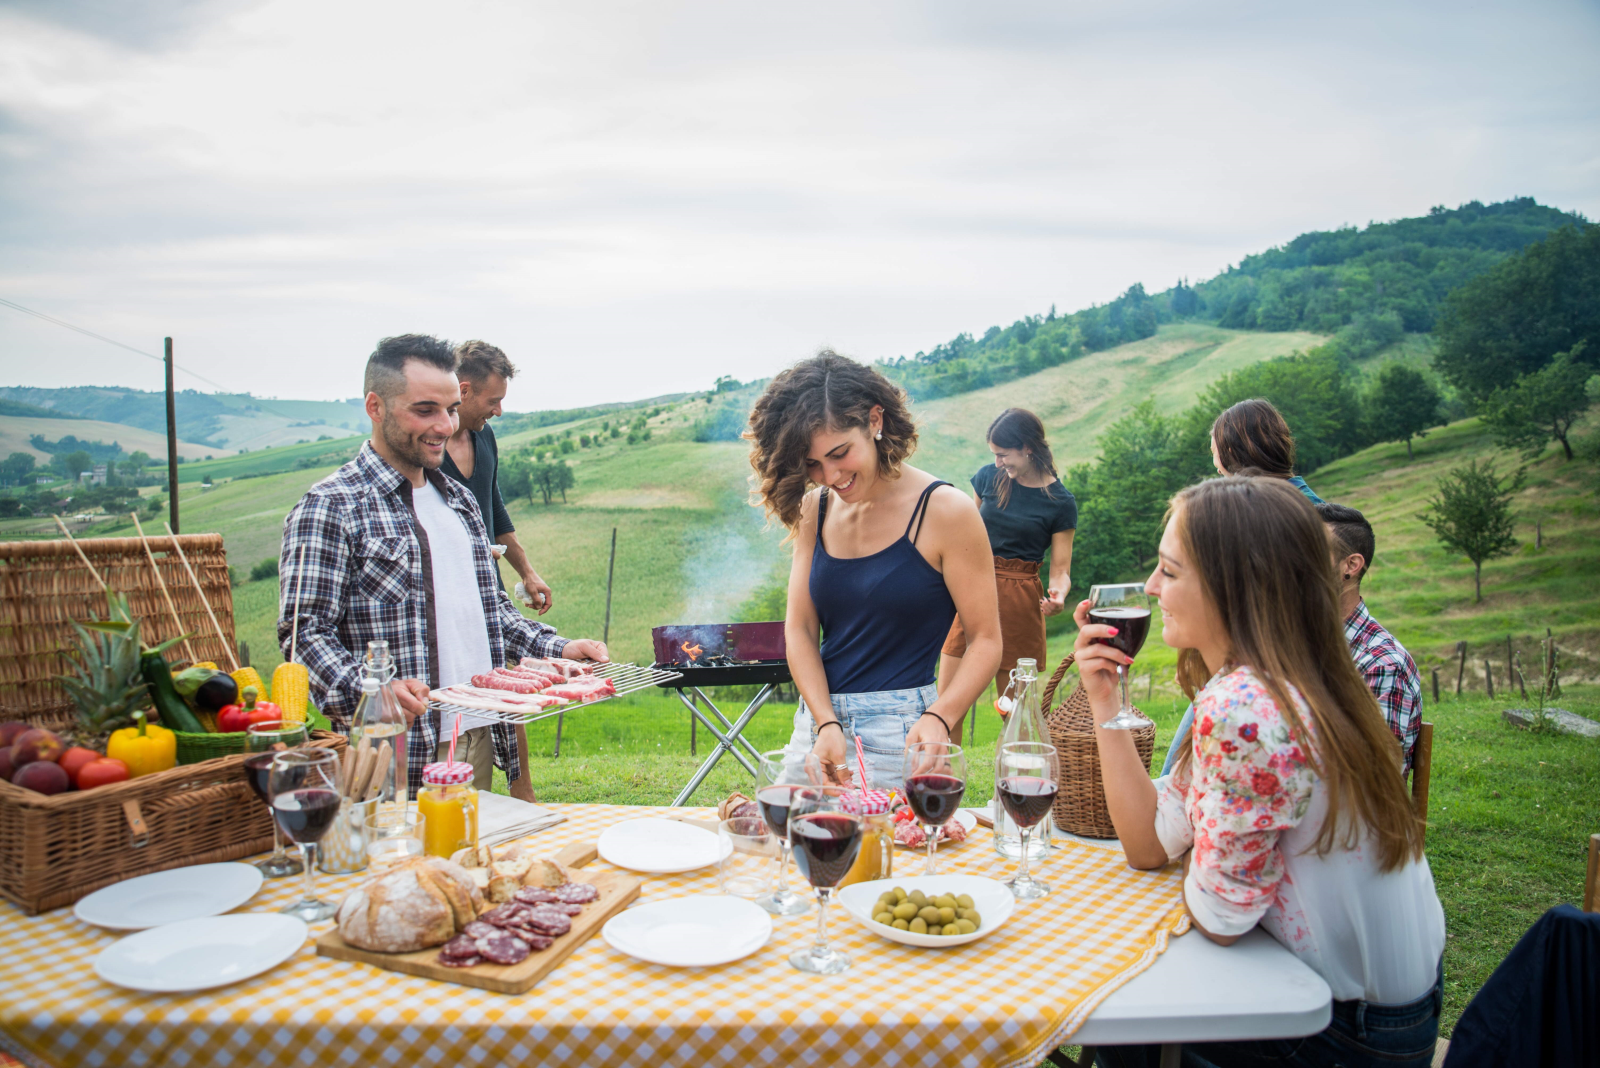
[996,741,1059,900]
[1088,583,1154,729]
[269,748,342,922]
[787,785,863,975]
[244,720,309,878]
[900,741,967,875]
[754,749,812,917]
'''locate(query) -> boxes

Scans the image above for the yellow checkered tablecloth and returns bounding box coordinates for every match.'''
[0,804,1188,1068]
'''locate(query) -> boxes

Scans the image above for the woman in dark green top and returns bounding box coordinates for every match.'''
[941,408,1076,712]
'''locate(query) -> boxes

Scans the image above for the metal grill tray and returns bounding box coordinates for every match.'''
[427,662,684,724]
[650,660,791,688]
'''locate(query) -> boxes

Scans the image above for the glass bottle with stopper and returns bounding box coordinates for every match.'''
[989,658,1054,861]
[351,640,408,808]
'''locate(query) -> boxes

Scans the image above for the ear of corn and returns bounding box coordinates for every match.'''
[272,661,310,725]
[231,667,265,700]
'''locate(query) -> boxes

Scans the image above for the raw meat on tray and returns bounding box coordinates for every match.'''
[431,685,568,710]
[542,676,616,703]
[519,657,595,679]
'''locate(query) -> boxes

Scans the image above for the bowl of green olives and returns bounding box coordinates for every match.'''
[837,875,1015,948]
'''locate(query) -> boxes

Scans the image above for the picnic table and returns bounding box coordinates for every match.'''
[0,804,1329,1068]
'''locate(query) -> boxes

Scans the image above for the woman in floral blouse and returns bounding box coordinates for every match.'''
[1079,475,1445,1068]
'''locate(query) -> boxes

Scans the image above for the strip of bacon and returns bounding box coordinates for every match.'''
[470,673,547,694]
[519,657,595,679]
[434,685,568,710]
[543,677,616,703]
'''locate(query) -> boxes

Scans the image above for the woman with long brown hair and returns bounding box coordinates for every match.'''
[746,351,1002,793]
[1209,397,1324,503]
[940,408,1075,709]
[1078,476,1444,1068]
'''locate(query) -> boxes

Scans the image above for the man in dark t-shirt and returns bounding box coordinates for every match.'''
[443,341,554,613]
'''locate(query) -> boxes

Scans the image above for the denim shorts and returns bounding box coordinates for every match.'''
[785,684,939,793]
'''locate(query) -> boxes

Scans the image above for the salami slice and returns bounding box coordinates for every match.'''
[557,902,584,916]
[461,920,498,940]
[439,934,480,960]
[439,953,481,968]
[523,932,555,951]
[476,930,531,965]
[555,882,599,904]
[514,887,560,905]
[481,904,526,928]
[521,909,572,936]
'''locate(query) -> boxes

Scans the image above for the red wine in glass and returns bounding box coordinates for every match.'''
[244,752,275,805]
[272,788,341,844]
[905,773,966,825]
[1088,606,1151,658]
[757,784,793,837]
[997,776,1058,829]
[790,812,863,888]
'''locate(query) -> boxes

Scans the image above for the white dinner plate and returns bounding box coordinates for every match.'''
[597,818,731,873]
[892,807,978,850]
[838,874,1015,948]
[74,863,264,931]
[602,895,772,967]
[94,913,307,992]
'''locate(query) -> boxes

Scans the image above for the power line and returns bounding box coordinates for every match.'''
[0,296,343,429]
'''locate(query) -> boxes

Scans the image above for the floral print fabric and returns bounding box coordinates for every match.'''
[1153,666,1317,937]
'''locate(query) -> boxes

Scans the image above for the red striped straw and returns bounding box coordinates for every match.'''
[853,733,870,792]
[447,714,462,766]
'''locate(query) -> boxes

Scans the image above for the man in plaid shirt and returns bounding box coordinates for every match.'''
[278,334,608,801]
[1318,502,1423,771]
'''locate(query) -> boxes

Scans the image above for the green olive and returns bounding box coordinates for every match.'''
[935,894,959,910]
[893,918,910,930]
[892,901,919,921]
[955,919,977,935]
[874,911,896,925]
[917,905,942,924]
[909,917,928,934]
[965,911,982,927]
[956,894,975,909]
[937,906,957,924]
[892,887,908,902]
[958,907,978,922]
[909,890,928,906]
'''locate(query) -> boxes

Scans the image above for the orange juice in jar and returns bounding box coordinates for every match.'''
[417,761,478,858]
[839,788,894,888]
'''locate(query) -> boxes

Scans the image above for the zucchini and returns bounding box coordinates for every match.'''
[142,652,207,733]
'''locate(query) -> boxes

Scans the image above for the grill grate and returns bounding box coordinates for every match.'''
[427,662,684,725]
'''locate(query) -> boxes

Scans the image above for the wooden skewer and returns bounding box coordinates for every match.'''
[162,522,240,671]
[288,543,307,664]
[131,513,197,663]
[52,513,111,592]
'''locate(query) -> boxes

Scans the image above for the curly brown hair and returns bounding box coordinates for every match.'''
[745,350,918,531]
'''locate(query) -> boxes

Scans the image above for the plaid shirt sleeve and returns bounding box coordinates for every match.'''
[277,488,365,729]
[1345,605,1423,772]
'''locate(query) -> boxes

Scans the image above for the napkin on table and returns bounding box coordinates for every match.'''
[477,792,566,846]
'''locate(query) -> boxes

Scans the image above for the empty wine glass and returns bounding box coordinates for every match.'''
[787,785,862,975]
[754,749,812,917]
[1088,583,1154,729]
[244,720,309,878]
[900,741,967,875]
[269,748,342,922]
[996,741,1059,900]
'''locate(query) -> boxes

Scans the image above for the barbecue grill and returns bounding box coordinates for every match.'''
[651,621,791,805]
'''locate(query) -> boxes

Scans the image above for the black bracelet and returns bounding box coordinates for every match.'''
[815,720,844,736]
[921,710,952,734]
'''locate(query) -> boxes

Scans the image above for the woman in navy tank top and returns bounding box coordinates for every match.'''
[747,352,1003,792]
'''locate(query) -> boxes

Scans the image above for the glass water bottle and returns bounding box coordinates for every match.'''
[352,641,409,808]
[990,658,1054,860]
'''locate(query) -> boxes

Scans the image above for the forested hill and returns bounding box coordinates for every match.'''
[880,197,1585,401]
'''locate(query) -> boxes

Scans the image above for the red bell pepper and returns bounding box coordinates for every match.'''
[217,687,285,734]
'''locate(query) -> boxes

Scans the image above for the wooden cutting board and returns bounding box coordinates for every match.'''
[315,841,644,993]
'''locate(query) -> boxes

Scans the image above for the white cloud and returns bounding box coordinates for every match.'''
[0,0,1596,408]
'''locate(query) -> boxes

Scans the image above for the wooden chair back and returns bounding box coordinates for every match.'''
[1411,721,1433,824]
[1585,833,1600,913]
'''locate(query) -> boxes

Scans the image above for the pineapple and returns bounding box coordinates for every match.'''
[57,616,149,735]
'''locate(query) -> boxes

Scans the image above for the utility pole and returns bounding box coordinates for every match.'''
[165,337,180,534]
[603,527,618,644]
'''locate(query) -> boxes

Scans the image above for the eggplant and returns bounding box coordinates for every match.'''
[195,672,239,712]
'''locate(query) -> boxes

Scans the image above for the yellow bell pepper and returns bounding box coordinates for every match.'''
[108,711,178,778]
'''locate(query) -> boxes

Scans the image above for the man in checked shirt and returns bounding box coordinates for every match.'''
[278,334,608,802]
[1318,502,1424,771]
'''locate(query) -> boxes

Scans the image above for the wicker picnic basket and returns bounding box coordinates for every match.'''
[0,534,238,730]
[1040,652,1155,839]
[0,732,345,914]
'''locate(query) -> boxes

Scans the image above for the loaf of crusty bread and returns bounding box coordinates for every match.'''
[336,856,481,952]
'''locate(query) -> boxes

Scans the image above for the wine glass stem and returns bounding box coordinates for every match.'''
[777,841,796,895]
[300,843,317,902]
[924,824,937,874]
[1017,827,1032,883]
[813,888,831,952]
[1118,664,1131,715]
[267,804,288,860]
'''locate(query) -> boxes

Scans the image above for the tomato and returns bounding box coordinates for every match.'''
[58,747,102,787]
[76,758,131,790]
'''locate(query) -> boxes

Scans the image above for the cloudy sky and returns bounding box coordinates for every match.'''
[1,0,1597,410]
